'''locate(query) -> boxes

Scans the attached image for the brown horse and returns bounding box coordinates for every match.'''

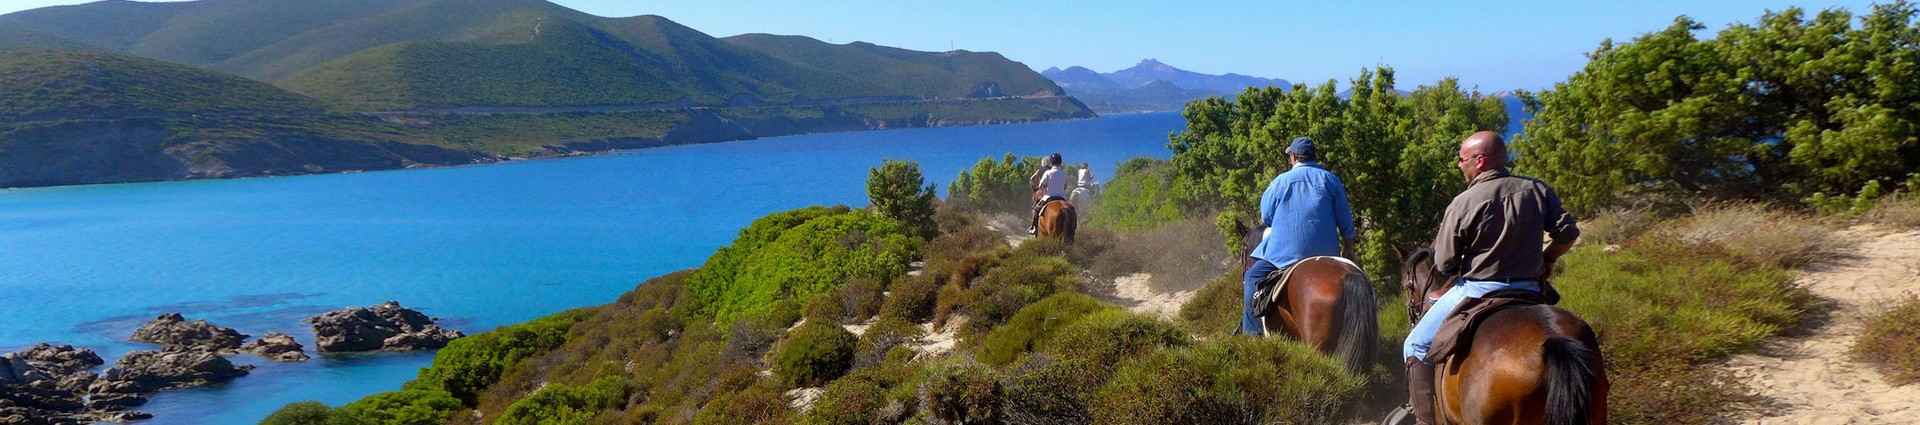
[1398,248,1608,425]
[1036,198,1076,244]
[1240,228,1379,373]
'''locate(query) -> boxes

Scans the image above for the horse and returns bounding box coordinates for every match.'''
[1240,227,1379,374]
[1394,247,1608,425]
[1035,197,1076,244]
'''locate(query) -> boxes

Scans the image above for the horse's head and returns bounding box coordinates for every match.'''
[1400,247,1448,323]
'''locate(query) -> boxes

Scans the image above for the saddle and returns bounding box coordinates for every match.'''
[1422,286,1558,364]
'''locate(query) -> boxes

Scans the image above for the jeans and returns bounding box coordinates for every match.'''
[1402,279,1540,363]
[1241,259,1281,336]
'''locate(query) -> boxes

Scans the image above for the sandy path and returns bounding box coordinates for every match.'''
[1726,226,1920,424]
[1088,272,1195,320]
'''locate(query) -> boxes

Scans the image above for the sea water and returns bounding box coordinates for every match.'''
[0,112,1185,424]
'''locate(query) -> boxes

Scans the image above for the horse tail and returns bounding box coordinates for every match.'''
[1331,266,1377,374]
[1543,334,1602,425]
[1063,203,1076,245]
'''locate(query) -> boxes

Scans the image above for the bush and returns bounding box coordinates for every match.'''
[1084,158,1187,232]
[879,275,939,323]
[1177,273,1243,337]
[1852,296,1920,385]
[775,321,860,388]
[335,388,462,425]
[869,160,940,240]
[261,402,338,425]
[960,250,1082,335]
[1040,310,1189,378]
[855,317,926,369]
[838,277,887,323]
[1091,337,1364,425]
[919,359,1003,424]
[693,384,794,425]
[803,378,887,425]
[1001,355,1101,425]
[495,376,633,425]
[689,206,920,322]
[414,308,596,404]
[1659,203,1852,269]
[980,293,1112,366]
[948,153,1042,213]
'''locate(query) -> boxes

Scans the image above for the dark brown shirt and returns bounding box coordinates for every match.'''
[1432,169,1579,280]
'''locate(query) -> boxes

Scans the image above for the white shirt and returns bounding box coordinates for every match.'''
[1038,167,1068,198]
[1077,168,1096,188]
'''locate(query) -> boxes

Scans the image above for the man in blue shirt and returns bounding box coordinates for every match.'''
[1241,137,1358,336]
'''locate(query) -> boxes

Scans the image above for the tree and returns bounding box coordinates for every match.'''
[867,160,939,239]
[1519,3,1920,212]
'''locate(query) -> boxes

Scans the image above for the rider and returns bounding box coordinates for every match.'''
[1069,163,1098,206]
[1401,131,1580,425]
[1242,137,1356,336]
[1027,153,1069,234]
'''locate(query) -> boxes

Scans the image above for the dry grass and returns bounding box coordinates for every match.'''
[1860,194,1920,229]
[1850,296,1920,385]
[1657,203,1854,269]
[1582,207,1663,245]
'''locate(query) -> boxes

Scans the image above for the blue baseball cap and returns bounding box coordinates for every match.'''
[1286,137,1314,158]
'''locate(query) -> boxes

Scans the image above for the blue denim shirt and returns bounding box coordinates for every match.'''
[1250,162,1357,268]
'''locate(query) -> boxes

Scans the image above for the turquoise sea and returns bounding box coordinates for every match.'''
[0,112,1185,424]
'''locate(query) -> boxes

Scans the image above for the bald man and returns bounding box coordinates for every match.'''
[1400,131,1580,425]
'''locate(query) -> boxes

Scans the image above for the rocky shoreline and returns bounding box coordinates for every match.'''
[0,302,458,424]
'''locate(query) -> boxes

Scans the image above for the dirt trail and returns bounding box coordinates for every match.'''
[1727,225,1920,424]
[982,216,1198,320]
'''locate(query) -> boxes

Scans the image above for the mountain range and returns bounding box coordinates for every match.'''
[1042,59,1290,113]
[0,0,1092,188]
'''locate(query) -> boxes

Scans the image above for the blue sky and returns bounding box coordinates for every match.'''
[0,0,1887,90]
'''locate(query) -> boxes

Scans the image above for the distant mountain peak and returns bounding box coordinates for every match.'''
[1132,58,1177,72]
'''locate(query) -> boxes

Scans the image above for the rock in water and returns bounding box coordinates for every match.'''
[129,313,249,351]
[90,348,252,394]
[309,301,464,352]
[240,332,311,362]
[0,344,144,425]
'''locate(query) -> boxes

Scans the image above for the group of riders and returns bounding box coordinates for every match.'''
[1027,131,1582,425]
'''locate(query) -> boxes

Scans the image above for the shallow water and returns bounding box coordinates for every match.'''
[0,112,1184,424]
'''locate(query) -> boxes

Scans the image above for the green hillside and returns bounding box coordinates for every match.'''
[0,48,322,120]
[724,34,1067,99]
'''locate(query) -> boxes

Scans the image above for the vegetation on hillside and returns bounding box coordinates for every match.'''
[0,48,322,119]
[1519,2,1920,213]
[1852,296,1920,385]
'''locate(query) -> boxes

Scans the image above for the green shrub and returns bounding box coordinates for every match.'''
[856,317,926,369]
[980,293,1112,366]
[1177,273,1243,337]
[960,250,1082,335]
[693,384,794,425]
[335,388,462,425]
[689,206,920,322]
[838,277,887,323]
[803,377,887,425]
[260,402,338,425]
[879,275,939,323]
[1852,296,1920,385]
[1090,337,1364,425]
[1085,158,1187,232]
[919,359,1003,424]
[1040,310,1189,378]
[775,321,860,388]
[948,153,1042,213]
[1001,355,1101,425]
[1558,241,1802,366]
[414,308,596,404]
[869,160,940,240]
[495,376,633,425]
